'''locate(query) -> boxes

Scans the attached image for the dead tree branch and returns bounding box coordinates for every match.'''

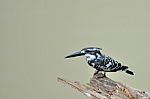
[57,73,150,99]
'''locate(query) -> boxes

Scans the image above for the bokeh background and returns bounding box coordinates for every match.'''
[1,0,150,99]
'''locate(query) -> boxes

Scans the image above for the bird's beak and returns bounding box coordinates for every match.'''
[65,51,84,58]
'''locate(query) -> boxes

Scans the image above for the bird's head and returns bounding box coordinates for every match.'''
[65,47,102,60]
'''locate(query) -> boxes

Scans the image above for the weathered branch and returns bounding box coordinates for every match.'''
[57,73,150,99]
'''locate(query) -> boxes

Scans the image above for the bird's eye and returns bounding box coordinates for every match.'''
[96,50,100,53]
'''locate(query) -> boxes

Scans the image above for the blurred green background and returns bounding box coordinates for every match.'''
[1,0,150,99]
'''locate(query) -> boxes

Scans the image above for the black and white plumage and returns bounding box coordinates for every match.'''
[65,47,134,76]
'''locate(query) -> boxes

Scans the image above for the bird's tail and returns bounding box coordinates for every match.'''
[121,66,134,75]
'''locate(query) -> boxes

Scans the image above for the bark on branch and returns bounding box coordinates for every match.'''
[57,73,150,99]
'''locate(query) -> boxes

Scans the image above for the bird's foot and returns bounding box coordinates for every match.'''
[94,70,99,75]
[94,71,106,78]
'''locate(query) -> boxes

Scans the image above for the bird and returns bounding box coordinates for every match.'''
[65,47,134,77]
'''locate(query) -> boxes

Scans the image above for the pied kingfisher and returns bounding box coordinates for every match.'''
[65,47,134,76]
